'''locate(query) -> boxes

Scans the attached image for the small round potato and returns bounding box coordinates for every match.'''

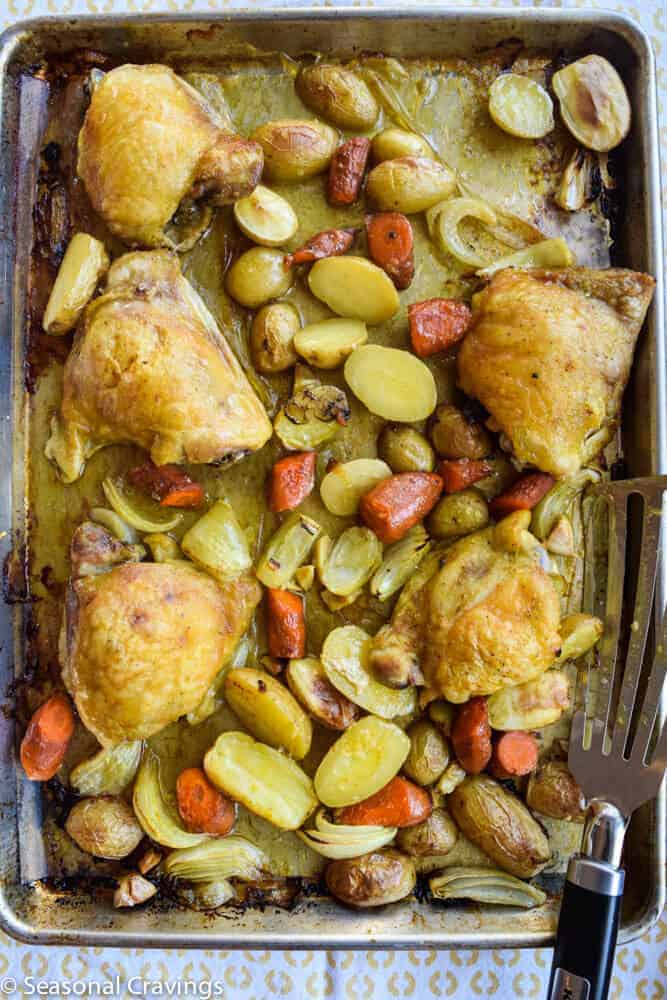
[308,257,399,325]
[251,119,339,182]
[226,248,293,309]
[429,404,492,460]
[296,65,378,131]
[325,849,416,907]
[234,185,298,247]
[403,720,450,786]
[526,760,586,822]
[250,302,300,373]
[488,73,554,140]
[372,128,435,163]
[294,318,368,369]
[320,458,391,516]
[427,489,489,539]
[65,795,144,860]
[366,157,456,214]
[378,425,435,473]
[396,808,458,857]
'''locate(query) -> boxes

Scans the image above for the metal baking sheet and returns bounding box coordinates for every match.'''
[0,6,663,949]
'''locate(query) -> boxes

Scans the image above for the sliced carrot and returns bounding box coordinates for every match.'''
[327,137,371,206]
[20,693,75,782]
[268,452,317,513]
[489,473,555,517]
[366,212,414,290]
[408,298,472,358]
[267,588,306,659]
[160,484,205,508]
[489,731,539,779]
[439,458,492,494]
[337,776,432,828]
[451,697,492,775]
[285,228,357,268]
[176,767,236,836]
[128,462,205,508]
[359,472,443,543]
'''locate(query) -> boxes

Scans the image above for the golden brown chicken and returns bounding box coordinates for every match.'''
[458,268,655,478]
[61,530,261,746]
[45,251,273,482]
[77,64,263,248]
[370,513,562,703]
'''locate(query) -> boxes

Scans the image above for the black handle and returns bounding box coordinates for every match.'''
[547,871,623,1000]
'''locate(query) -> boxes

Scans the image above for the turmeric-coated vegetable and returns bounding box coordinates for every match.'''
[489,473,555,517]
[328,138,371,206]
[176,767,236,836]
[408,298,472,358]
[451,697,492,775]
[360,472,443,543]
[285,228,356,267]
[337,776,432,828]
[128,462,205,508]
[267,588,306,659]
[268,452,316,513]
[366,212,414,290]
[439,458,492,494]
[21,693,75,781]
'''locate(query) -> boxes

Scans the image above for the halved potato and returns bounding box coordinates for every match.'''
[321,625,417,718]
[286,657,359,731]
[308,257,399,325]
[294,319,368,369]
[43,232,109,335]
[223,668,312,759]
[344,345,437,421]
[488,74,554,139]
[233,185,298,246]
[552,55,631,152]
[320,459,392,516]
[487,670,570,731]
[314,716,410,807]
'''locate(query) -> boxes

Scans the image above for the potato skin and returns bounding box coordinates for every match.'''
[427,490,489,540]
[396,808,458,856]
[251,119,339,182]
[378,426,435,474]
[250,303,299,373]
[65,795,144,859]
[429,404,492,460]
[296,65,378,131]
[448,775,551,878]
[366,157,456,214]
[223,667,312,760]
[325,849,416,907]
[403,720,450,786]
[526,760,586,821]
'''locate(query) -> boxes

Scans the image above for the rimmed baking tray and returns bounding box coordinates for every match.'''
[0,6,664,949]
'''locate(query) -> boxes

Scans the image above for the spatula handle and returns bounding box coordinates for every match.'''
[547,857,624,1000]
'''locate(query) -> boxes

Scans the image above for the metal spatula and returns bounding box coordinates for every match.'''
[548,476,667,1000]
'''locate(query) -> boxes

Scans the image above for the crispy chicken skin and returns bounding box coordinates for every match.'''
[61,558,261,746]
[77,64,263,248]
[458,268,655,477]
[45,251,272,482]
[370,514,562,702]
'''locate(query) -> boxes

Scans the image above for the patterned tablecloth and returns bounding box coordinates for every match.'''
[1,0,666,996]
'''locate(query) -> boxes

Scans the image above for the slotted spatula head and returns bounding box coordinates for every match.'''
[569,476,667,817]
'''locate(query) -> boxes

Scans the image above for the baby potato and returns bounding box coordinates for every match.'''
[378,425,435,474]
[226,247,293,309]
[448,775,551,878]
[223,668,312,760]
[294,318,368,369]
[487,669,570,731]
[366,157,456,214]
[286,657,360,731]
[344,345,437,422]
[488,73,554,140]
[396,807,458,857]
[429,404,492,460]
[251,119,339,182]
[325,849,416,907]
[552,55,631,152]
[43,233,109,335]
[250,302,300,373]
[526,760,586,822]
[403,720,450,786]
[320,458,392,516]
[65,795,144,860]
[308,257,399,325]
[233,185,298,247]
[427,489,489,539]
[372,128,435,163]
[296,65,378,131]
[204,730,317,830]
[314,716,410,807]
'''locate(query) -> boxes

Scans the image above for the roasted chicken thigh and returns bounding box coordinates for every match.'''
[458,268,655,477]
[46,251,272,482]
[77,64,263,248]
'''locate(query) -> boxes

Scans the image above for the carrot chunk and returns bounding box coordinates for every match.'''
[285,228,357,268]
[488,472,555,517]
[176,767,236,836]
[359,472,443,543]
[327,137,371,206]
[408,298,472,358]
[451,697,492,775]
[267,588,306,659]
[337,776,432,828]
[20,693,75,782]
[269,452,317,513]
[489,731,539,779]
[127,462,205,508]
[366,212,414,290]
[439,458,492,494]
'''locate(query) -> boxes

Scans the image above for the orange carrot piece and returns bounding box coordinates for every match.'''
[285,228,357,268]
[160,484,205,508]
[489,732,539,780]
[337,776,432,828]
[366,212,414,290]
[268,452,317,513]
[488,473,555,517]
[408,298,472,358]
[359,472,443,543]
[20,693,75,782]
[451,697,492,775]
[439,458,492,494]
[176,767,236,836]
[267,588,306,659]
[128,462,205,508]
[327,137,371,206]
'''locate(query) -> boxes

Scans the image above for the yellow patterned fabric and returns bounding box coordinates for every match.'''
[2,0,666,995]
